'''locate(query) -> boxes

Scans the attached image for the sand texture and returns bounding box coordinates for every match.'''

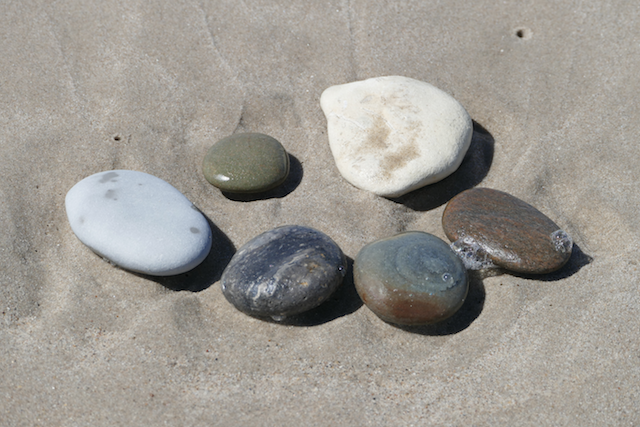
[1,1,637,425]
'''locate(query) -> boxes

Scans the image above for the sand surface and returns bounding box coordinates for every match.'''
[1,1,638,425]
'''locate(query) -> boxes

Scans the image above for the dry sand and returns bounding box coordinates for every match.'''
[1,0,638,425]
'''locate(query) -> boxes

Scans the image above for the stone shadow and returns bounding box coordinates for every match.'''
[139,215,236,292]
[511,243,593,282]
[222,154,303,202]
[390,270,486,335]
[457,243,592,283]
[391,120,494,211]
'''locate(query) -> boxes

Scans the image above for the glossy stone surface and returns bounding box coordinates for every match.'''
[65,170,212,276]
[442,188,573,274]
[221,225,347,319]
[354,232,468,325]
[202,133,289,193]
[320,76,472,197]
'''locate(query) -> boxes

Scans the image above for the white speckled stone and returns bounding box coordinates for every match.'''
[321,76,473,197]
[65,170,212,276]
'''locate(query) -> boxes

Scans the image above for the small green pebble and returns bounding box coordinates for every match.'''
[203,133,290,193]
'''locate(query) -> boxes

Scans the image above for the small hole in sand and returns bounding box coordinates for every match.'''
[515,27,532,39]
[114,135,121,141]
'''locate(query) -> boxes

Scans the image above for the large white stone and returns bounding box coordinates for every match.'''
[321,76,473,197]
[65,170,212,276]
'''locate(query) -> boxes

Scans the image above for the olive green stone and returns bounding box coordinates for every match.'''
[203,133,289,193]
[354,231,468,326]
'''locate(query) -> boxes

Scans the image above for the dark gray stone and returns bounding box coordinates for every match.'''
[354,231,468,325]
[221,225,347,319]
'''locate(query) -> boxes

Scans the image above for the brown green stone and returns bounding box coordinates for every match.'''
[354,232,468,325]
[203,133,289,193]
[442,188,573,274]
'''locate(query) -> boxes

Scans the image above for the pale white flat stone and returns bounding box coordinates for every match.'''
[321,76,473,197]
[65,170,212,276]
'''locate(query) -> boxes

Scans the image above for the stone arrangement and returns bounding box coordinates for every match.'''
[65,170,212,276]
[65,76,575,327]
[354,232,468,325]
[320,76,472,197]
[202,133,290,193]
[221,225,347,320]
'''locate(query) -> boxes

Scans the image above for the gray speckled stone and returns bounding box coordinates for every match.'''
[65,170,212,276]
[354,231,468,325]
[221,225,347,319]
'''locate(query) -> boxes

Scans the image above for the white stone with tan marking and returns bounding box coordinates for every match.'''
[321,76,472,197]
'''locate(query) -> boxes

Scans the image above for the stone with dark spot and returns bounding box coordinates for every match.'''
[202,133,289,193]
[442,188,573,274]
[354,231,468,325]
[65,170,212,276]
[221,225,347,319]
[320,76,472,197]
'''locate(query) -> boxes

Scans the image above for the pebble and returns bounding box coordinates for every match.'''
[221,225,347,320]
[442,188,573,274]
[320,76,472,197]
[202,133,289,193]
[354,231,468,325]
[65,170,212,276]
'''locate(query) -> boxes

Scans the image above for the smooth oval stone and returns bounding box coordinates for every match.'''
[221,225,347,319]
[354,232,468,325]
[442,188,573,274]
[65,170,212,276]
[320,76,472,197]
[202,133,289,193]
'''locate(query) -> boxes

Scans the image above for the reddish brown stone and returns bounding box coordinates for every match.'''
[442,188,573,274]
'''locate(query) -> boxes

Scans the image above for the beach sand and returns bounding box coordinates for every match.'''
[1,1,638,425]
